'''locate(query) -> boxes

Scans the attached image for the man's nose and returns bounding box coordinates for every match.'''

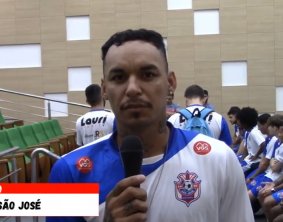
[125,76,142,97]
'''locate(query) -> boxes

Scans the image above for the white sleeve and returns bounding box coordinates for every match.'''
[219,147,255,222]
[108,113,115,132]
[76,118,83,146]
[168,113,181,128]
[252,130,265,146]
[265,139,276,160]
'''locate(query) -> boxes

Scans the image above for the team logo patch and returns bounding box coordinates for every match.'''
[251,180,256,186]
[76,156,93,173]
[277,192,283,199]
[193,141,211,155]
[256,186,263,191]
[174,171,201,207]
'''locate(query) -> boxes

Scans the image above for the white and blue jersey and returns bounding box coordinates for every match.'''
[76,109,115,146]
[47,122,253,222]
[168,105,232,146]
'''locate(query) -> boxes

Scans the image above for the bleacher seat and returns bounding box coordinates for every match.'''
[0,159,11,183]
[32,122,66,156]
[0,131,27,183]
[0,109,77,183]
[0,110,24,130]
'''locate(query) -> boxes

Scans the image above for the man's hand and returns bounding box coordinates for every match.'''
[249,155,258,161]
[280,200,283,209]
[103,175,148,222]
[246,178,253,185]
[260,182,275,197]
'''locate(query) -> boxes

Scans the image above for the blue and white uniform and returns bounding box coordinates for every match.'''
[168,105,232,146]
[47,122,253,222]
[241,127,266,174]
[76,109,115,146]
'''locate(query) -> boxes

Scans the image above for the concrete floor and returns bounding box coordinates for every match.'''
[0,216,267,222]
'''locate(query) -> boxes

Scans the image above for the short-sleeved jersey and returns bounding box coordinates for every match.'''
[235,124,245,139]
[75,109,115,146]
[264,136,278,160]
[168,105,232,146]
[244,127,265,164]
[265,141,283,181]
[47,122,253,222]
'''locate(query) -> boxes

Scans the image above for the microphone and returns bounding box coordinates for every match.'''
[120,136,144,185]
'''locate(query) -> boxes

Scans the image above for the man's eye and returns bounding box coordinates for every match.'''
[144,72,155,78]
[112,75,123,81]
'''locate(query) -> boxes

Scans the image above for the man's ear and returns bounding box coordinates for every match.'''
[101,78,107,96]
[168,71,177,92]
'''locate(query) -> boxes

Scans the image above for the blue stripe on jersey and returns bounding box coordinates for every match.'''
[263,137,272,156]
[271,139,282,158]
[219,117,233,146]
[47,122,198,207]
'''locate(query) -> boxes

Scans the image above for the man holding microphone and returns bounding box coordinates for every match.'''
[47,29,253,222]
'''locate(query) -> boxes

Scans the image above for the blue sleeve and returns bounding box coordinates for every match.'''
[46,159,85,222]
[113,119,117,131]
[219,117,233,146]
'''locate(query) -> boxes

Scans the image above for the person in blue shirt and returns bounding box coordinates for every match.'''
[203,90,214,110]
[46,29,253,222]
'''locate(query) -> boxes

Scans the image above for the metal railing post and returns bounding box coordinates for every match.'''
[47,101,51,120]
[31,148,60,222]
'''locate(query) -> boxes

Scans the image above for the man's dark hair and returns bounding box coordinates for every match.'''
[227,106,241,116]
[184,85,204,99]
[257,113,271,125]
[203,90,208,96]
[101,29,168,71]
[237,107,259,128]
[267,114,283,128]
[85,84,102,107]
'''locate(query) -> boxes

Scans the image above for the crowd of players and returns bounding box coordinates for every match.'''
[80,83,283,221]
[75,83,283,222]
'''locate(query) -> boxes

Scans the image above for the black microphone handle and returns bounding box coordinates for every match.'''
[121,151,143,188]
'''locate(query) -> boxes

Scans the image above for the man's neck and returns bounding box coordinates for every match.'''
[116,119,170,158]
[186,99,203,107]
[90,105,103,111]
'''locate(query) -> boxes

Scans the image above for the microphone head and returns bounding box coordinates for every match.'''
[120,136,144,153]
[120,136,143,178]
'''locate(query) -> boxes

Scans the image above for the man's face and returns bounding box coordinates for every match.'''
[278,126,283,142]
[203,94,208,104]
[228,114,237,125]
[257,122,267,135]
[268,125,278,137]
[102,40,176,127]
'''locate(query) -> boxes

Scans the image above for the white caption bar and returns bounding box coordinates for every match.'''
[0,194,99,217]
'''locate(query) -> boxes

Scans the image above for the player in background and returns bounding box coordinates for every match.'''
[203,90,214,110]
[258,118,283,222]
[47,29,253,222]
[166,85,181,119]
[237,107,266,178]
[245,114,275,183]
[168,85,232,146]
[75,84,115,147]
[245,114,281,213]
[227,106,244,153]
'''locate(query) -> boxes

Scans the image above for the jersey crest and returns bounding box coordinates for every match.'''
[174,171,201,207]
[277,191,283,199]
